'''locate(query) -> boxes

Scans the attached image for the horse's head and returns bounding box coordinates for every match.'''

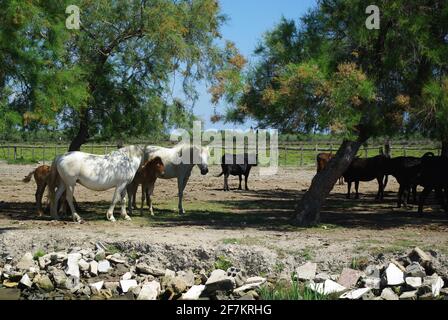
[143,156,165,177]
[197,146,209,176]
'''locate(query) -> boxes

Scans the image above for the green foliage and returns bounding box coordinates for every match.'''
[0,0,241,144]
[220,0,448,144]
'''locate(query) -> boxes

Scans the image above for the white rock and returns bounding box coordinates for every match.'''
[385,263,404,286]
[165,269,176,278]
[89,260,98,276]
[405,277,422,289]
[296,262,317,281]
[66,253,81,278]
[245,277,267,285]
[78,259,90,272]
[122,272,133,281]
[16,252,35,270]
[400,290,417,300]
[308,280,346,295]
[432,277,444,297]
[137,281,160,300]
[120,279,138,293]
[234,281,265,293]
[364,277,381,290]
[98,260,111,273]
[90,281,104,293]
[180,285,205,300]
[381,288,399,300]
[340,288,371,300]
[20,274,33,288]
[109,254,126,264]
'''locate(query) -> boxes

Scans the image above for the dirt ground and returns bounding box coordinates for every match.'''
[1,161,447,275]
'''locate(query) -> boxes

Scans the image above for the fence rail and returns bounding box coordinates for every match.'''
[0,143,442,167]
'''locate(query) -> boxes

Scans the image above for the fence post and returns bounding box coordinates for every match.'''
[13,146,17,160]
[32,146,35,161]
[42,146,45,165]
[364,146,368,158]
[403,147,406,157]
[284,145,287,166]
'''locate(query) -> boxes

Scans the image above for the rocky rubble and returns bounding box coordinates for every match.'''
[301,247,448,300]
[0,245,447,300]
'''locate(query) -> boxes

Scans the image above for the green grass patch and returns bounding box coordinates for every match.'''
[258,278,333,300]
[33,249,46,260]
[221,236,262,246]
[6,157,39,165]
[214,255,233,271]
[105,244,122,255]
[350,256,370,270]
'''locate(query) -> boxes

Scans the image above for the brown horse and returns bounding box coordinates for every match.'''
[316,153,344,185]
[23,165,78,216]
[127,156,165,216]
[23,165,51,216]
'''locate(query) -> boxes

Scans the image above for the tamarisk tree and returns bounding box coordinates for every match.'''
[215,0,448,226]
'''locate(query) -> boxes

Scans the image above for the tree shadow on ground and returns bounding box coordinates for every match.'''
[0,189,447,231]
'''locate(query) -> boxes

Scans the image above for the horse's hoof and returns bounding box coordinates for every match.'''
[124,216,132,221]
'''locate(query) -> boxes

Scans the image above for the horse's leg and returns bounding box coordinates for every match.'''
[418,187,432,215]
[146,182,156,216]
[245,173,249,191]
[397,185,404,208]
[106,187,123,222]
[435,187,448,213]
[65,185,82,223]
[376,177,383,200]
[35,182,46,217]
[126,184,134,216]
[178,173,191,215]
[355,181,360,199]
[119,185,131,221]
[346,181,352,199]
[51,182,65,220]
[238,175,242,190]
[140,183,146,215]
[132,184,138,210]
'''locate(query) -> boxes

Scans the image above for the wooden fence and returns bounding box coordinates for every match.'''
[0,143,442,167]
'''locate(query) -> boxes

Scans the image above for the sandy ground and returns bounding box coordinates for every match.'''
[1,161,447,275]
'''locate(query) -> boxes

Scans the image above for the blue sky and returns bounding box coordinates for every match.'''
[193,0,317,130]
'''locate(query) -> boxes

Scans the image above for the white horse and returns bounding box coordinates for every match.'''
[48,145,145,223]
[142,144,209,215]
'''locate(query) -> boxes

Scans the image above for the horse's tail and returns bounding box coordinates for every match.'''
[422,152,435,158]
[22,170,35,183]
[215,172,224,178]
[48,157,61,217]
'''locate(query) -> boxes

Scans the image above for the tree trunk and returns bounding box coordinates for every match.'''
[293,139,365,226]
[442,140,448,158]
[68,108,90,152]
